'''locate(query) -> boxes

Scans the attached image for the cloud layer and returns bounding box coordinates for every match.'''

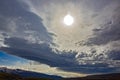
[0,0,120,74]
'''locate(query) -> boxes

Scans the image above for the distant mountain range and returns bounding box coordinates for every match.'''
[0,67,120,80]
[0,67,62,80]
[63,73,120,80]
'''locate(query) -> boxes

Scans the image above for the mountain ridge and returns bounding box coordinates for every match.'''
[0,67,62,80]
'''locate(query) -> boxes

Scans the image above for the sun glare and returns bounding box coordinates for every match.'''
[63,14,74,26]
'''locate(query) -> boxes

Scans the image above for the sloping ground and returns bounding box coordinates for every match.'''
[0,67,62,80]
[0,67,120,80]
[0,72,53,80]
[63,73,120,80]
[0,72,22,80]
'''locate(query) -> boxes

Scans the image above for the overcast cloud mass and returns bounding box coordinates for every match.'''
[0,0,120,76]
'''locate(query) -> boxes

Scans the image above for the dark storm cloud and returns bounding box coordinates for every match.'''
[86,3,120,46]
[0,0,55,67]
[0,37,78,67]
[0,0,52,43]
[0,0,27,32]
[1,37,117,74]
[108,51,120,60]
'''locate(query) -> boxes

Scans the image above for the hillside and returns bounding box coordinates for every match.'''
[63,73,120,80]
[0,67,62,80]
[0,67,120,80]
[0,72,54,80]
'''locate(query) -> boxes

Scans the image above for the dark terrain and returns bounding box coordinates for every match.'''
[0,67,62,80]
[0,67,120,80]
[63,73,120,80]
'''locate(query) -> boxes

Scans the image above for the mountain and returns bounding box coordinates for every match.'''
[0,67,62,80]
[63,73,120,80]
[0,67,120,80]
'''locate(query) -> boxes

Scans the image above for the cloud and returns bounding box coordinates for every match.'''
[83,1,120,61]
[88,1,120,45]
[107,50,120,60]
[0,37,77,67]
[1,37,119,74]
[0,0,120,75]
[0,0,52,44]
[87,8,120,45]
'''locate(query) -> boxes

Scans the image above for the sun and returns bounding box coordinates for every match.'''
[63,14,74,26]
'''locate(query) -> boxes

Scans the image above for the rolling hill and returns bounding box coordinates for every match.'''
[0,67,62,80]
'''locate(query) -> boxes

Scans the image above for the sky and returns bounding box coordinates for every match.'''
[0,0,120,77]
